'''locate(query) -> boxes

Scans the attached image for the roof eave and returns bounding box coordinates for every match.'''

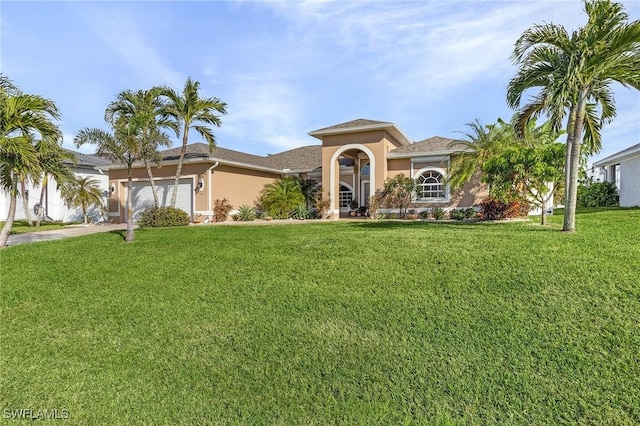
[593,143,640,167]
[386,149,469,159]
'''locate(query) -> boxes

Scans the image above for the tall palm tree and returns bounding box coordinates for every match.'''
[61,176,104,224]
[159,77,227,207]
[507,0,640,232]
[105,89,175,208]
[0,79,61,248]
[75,116,145,242]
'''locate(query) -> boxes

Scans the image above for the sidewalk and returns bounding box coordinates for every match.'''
[6,223,131,247]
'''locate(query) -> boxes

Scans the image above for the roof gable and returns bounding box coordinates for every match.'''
[308,118,411,146]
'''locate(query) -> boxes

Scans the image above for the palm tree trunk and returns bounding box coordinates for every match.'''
[563,106,576,214]
[0,184,19,248]
[170,125,189,208]
[82,202,88,224]
[144,158,160,208]
[126,174,134,242]
[563,91,588,232]
[20,177,34,227]
[36,174,48,227]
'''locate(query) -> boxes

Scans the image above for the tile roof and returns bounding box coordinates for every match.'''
[389,136,468,156]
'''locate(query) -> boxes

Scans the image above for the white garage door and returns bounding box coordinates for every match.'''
[130,179,193,221]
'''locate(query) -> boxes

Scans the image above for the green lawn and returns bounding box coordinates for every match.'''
[1,209,639,424]
[1,219,73,234]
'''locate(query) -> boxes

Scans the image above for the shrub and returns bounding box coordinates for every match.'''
[464,207,476,219]
[479,197,508,220]
[314,196,330,219]
[431,207,445,220]
[577,181,619,207]
[368,190,385,219]
[236,204,256,222]
[479,197,528,220]
[259,177,305,219]
[292,204,310,220]
[214,199,233,222]
[505,199,531,217]
[138,207,190,228]
[450,209,465,220]
[419,210,430,219]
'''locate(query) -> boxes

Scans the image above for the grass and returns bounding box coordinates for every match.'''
[1,219,74,234]
[1,209,639,424]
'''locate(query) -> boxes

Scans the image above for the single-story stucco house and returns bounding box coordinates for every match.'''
[0,149,111,223]
[592,142,640,207]
[103,119,488,222]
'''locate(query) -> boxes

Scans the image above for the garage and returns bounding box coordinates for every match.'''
[130,179,193,221]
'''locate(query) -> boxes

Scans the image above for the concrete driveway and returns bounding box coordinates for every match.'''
[6,223,132,247]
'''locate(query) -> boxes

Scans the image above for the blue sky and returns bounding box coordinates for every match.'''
[2,0,639,163]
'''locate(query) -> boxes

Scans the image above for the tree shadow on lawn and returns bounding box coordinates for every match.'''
[107,230,128,241]
[347,220,493,231]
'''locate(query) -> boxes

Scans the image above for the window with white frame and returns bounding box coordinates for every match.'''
[415,169,446,200]
[338,184,353,208]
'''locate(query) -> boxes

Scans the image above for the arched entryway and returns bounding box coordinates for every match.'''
[329,144,376,217]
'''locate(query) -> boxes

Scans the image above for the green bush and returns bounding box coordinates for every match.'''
[235,205,256,222]
[577,181,619,207]
[292,204,310,220]
[138,207,190,228]
[431,207,445,220]
[450,209,465,220]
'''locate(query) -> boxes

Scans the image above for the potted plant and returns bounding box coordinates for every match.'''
[357,205,368,217]
[349,199,359,217]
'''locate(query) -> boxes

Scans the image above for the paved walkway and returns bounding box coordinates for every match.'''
[6,223,131,247]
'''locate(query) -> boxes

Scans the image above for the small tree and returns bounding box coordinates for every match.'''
[482,143,565,225]
[383,174,416,218]
[61,176,104,224]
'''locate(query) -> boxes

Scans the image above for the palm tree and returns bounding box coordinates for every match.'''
[0,78,61,248]
[105,89,175,207]
[75,116,145,242]
[258,177,305,219]
[61,176,104,224]
[507,0,640,232]
[159,77,227,207]
[447,119,510,190]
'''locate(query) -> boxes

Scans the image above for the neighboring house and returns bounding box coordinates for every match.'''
[104,118,488,222]
[592,143,640,207]
[0,149,111,223]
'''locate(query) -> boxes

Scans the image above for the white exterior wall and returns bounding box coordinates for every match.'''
[620,156,640,207]
[0,168,109,223]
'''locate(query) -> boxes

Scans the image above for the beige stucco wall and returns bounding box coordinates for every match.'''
[386,158,487,209]
[210,165,281,212]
